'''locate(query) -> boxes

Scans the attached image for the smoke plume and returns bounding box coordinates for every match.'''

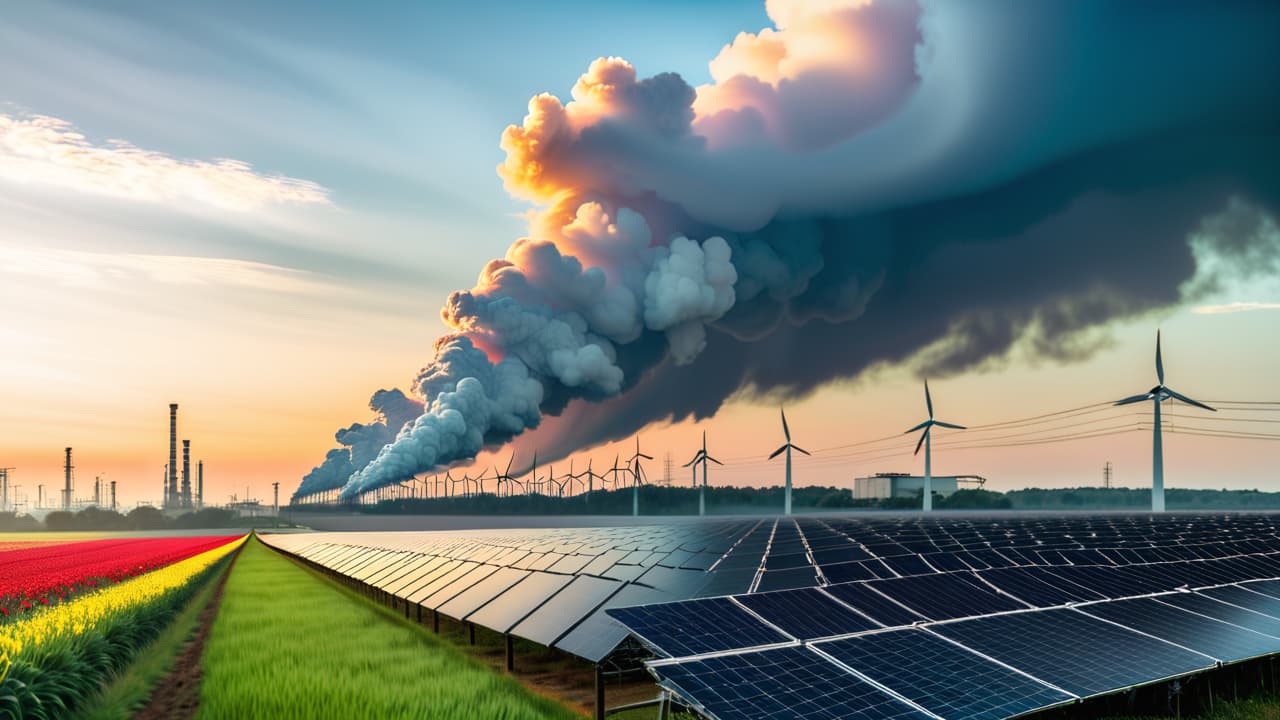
[307,0,1280,499]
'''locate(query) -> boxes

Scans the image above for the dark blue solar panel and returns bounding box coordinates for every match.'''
[879,554,936,577]
[822,560,895,584]
[735,588,878,639]
[1157,593,1280,638]
[867,573,1027,620]
[652,646,931,720]
[1203,585,1280,619]
[607,597,791,657]
[932,608,1214,697]
[817,629,1076,720]
[1080,598,1280,663]
[756,566,821,592]
[823,582,925,627]
[978,567,1095,607]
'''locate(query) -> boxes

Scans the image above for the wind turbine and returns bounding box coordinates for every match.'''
[769,409,809,515]
[904,380,965,512]
[1114,331,1216,512]
[628,438,653,517]
[684,431,722,516]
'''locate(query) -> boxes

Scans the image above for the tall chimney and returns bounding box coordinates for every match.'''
[168,404,178,509]
[197,461,204,509]
[182,439,191,509]
[110,480,117,512]
[63,447,73,511]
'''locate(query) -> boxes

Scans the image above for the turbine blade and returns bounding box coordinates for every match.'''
[1156,330,1164,385]
[768,445,787,460]
[1164,387,1217,412]
[705,455,724,466]
[683,451,704,467]
[640,453,654,460]
[933,421,966,430]
[781,407,791,442]
[702,430,707,453]
[904,419,931,434]
[914,429,928,456]
[925,378,933,419]
[1114,394,1152,406]
[505,453,515,476]
[791,445,811,456]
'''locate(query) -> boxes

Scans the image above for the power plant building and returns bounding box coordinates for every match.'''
[853,472,986,500]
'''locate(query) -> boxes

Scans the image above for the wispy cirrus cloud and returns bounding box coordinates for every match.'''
[0,113,331,211]
[1,243,336,296]
[1192,302,1280,315]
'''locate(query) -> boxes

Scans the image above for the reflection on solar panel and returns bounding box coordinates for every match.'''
[930,608,1214,697]
[652,646,932,720]
[1156,592,1280,639]
[734,587,878,639]
[815,629,1075,720]
[1077,597,1280,663]
[866,573,1028,620]
[607,597,792,657]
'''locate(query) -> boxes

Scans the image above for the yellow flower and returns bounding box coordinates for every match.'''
[0,536,244,662]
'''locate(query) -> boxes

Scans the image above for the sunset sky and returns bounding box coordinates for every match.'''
[2,0,1277,509]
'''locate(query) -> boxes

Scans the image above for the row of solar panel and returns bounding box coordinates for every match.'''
[260,522,770,661]
[608,554,1280,658]
[262,515,1280,663]
[633,581,1280,720]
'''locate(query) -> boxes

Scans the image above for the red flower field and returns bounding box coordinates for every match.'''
[0,535,242,617]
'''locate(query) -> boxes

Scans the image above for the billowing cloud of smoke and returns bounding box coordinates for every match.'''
[312,0,1280,498]
[293,388,423,498]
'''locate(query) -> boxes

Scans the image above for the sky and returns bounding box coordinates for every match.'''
[1,0,1277,510]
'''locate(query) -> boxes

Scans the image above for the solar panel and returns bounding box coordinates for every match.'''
[931,608,1215,697]
[735,588,879,639]
[510,575,623,646]
[651,646,932,720]
[755,566,821,592]
[1157,592,1280,638]
[978,567,1101,606]
[1078,597,1280,663]
[607,597,792,657]
[1202,585,1280,618]
[816,629,1076,720]
[867,573,1028,620]
[823,582,926,627]
[464,571,576,632]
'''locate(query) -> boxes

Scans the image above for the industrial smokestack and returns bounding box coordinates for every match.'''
[168,404,178,509]
[110,480,117,512]
[197,461,204,510]
[63,447,73,511]
[182,439,191,509]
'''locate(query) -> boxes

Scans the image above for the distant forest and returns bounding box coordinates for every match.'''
[288,485,1280,516]
[0,506,294,532]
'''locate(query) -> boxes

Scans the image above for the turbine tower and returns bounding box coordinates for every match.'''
[904,380,965,512]
[769,409,808,515]
[628,438,652,517]
[1114,331,1215,512]
[683,431,722,516]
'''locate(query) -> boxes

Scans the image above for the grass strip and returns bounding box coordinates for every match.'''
[198,537,582,719]
[67,556,228,720]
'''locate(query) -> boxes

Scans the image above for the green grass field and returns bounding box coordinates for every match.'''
[198,536,583,719]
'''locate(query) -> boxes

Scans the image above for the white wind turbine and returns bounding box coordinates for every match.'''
[1114,330,1216,512]
[628,437,653,517]
[904,380,965,512]
[769,409,809,516]
[683,431,723,517]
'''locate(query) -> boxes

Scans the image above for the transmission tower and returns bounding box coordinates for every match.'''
[1103,461,1112,489]
[662,452,673,487]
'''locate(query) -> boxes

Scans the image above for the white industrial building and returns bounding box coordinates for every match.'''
[853,472,986,500]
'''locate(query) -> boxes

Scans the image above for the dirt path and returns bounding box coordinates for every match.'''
[133,549,241,720]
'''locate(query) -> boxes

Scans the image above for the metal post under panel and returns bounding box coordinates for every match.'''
[505,634,514,672]
[432,609,440,633]
[595,664,606,720]
[469,622,476,645]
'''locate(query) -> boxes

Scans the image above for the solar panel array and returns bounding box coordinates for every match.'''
[606,516,1280,720]
[262,513,1280,678]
